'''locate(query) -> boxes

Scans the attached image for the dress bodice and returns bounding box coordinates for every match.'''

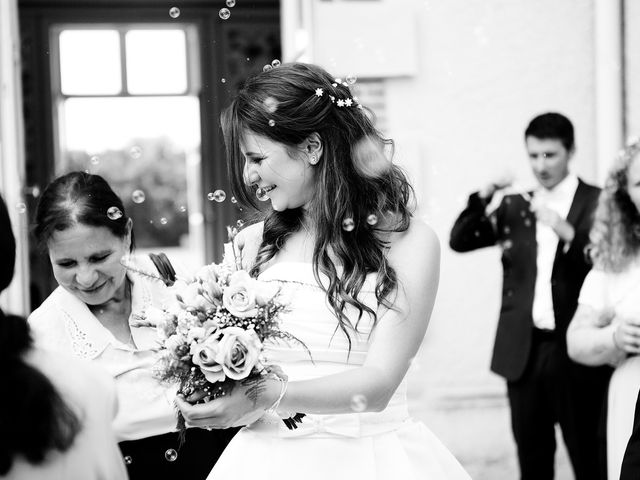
[255,261,409,438]
[259,261,377,374]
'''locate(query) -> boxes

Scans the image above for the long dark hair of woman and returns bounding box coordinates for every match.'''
[222,62,414,347]
[0,314,82,474]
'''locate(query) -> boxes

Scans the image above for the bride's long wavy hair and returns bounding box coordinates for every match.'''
[588,140,640,272]
[221,63,414,345]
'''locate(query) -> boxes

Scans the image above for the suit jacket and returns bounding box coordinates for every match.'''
[450,179,605,381]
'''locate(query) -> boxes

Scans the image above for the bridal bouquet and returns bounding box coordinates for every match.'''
[156,239,305,431]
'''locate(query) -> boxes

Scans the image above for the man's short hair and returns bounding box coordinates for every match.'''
[525,112,575,151]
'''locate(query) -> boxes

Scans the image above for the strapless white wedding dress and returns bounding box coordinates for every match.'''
[208,262,470,480]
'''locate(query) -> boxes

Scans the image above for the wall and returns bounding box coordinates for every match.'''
[309,0,599,402]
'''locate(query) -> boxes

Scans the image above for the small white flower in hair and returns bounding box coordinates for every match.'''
[315,88,324,97]
[336,99,345,107]
[335,78,342,83]
[332,83,338,87]
[344,98,353,107]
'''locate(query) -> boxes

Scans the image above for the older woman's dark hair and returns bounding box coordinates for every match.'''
[0,195,81,475]
[222,62,414,346]
[34,171,133,249]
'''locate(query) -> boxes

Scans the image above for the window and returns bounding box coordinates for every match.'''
[51,25,204,270]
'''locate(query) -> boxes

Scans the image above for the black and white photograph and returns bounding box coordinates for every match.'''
[1,1,639,479]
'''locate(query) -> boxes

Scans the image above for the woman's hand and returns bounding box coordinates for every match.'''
[613,315,640,355]
[175,376,280,429]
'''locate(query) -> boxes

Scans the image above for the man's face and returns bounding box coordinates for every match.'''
[525,136,572,190]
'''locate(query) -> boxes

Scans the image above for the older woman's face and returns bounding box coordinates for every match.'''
[48,223,130,306]
[628,155,640,213]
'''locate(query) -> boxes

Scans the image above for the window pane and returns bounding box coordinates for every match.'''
[59,30,121,95]
[57,96,204,270]
[126,30,188,94]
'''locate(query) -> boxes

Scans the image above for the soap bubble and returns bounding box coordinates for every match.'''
[219,8,231,20]
[169,7,180,18]
[131,190,146,204]
[107,206,123,220]
[342,218,355,232]
[350,394,367,412]
[129,146,142,159]
[255,187,270,202]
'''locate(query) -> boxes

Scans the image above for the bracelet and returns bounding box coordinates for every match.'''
[265,374,288,414]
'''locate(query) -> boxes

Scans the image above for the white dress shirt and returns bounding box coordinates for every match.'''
[29,255,180,441]
[531,174,579,330]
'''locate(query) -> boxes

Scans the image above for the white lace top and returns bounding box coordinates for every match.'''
[28,255,180,441]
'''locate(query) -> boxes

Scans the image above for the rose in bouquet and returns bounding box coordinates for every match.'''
[156,254,305,432]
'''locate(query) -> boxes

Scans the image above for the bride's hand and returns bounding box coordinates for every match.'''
[175,376,280,429]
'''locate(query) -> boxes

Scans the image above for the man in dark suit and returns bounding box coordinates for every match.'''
[450,112,611,480]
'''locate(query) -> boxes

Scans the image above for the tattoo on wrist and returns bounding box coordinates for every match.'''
[242,377,267,407]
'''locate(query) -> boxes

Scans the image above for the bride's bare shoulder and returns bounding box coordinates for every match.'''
[387,217,440,266]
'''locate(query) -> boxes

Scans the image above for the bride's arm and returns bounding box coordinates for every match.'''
[177,220,439,427]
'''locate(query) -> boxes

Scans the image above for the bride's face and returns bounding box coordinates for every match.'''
[240,131,317,211]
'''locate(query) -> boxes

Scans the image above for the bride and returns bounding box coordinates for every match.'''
[176,62,470,479]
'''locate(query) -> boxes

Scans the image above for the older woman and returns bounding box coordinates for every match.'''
[28,172,235,480]
[567,139,640,480]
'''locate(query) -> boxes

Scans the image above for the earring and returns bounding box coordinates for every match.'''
[309,154,319,165]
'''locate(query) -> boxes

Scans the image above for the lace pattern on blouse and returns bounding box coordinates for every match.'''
[63,310,100,358]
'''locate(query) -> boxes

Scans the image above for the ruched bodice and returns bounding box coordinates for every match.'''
[259,261,377,371]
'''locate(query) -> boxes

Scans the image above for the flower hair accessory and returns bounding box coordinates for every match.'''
[314,79,362,109]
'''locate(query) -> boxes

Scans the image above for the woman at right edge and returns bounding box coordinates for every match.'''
[177,62,471,479]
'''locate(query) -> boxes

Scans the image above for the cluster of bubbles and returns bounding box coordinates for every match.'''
[107,206,123,220]
[262,59,281,72]
[219,0,235,21]
[341,213,378,232]
[207,190,227,202]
